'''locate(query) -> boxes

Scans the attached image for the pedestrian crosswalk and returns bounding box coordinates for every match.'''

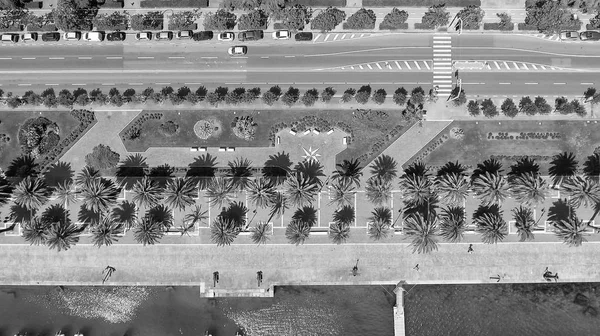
[432,35,453,97]
[312,32,373,43]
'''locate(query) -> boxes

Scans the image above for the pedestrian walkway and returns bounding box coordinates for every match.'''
[432,35,453,98]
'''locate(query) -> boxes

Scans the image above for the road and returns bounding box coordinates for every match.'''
[1,33,600,96]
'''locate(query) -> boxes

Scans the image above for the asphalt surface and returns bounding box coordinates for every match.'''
[2,33,600,96]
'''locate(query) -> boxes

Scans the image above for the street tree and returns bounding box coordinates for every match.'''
[379,8,408,30]
[277,5,312,31]
[525,0,580,34]
[53,0,96,31]
[204,9,237,31]
[534,96,552,114]
[481,98,498,118]
[501,98,519,118]
[421,4,450,27]
[238,9,269,30]
[344,8,376,29]
[393,87,408,105]
[168,10,201,30]
[311,7,346,32]
[467,100,480,116]
[456,5,484,29]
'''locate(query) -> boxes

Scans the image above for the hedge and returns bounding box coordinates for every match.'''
[379,22,408,30]
[0,25,22,32]
[141,0,209,7]
[168,22,197,30]
[23,1,43,8]
[26,24,58,32]
[414,23,435,30]
[483,22,514,31]
[99,0,125,8]
[273,22,286,30]
[586,24,599,30]
[518,22,581,31]
[291,0,346,6]
[363,0,479,6]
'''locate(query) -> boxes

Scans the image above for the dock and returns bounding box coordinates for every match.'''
[393,282,406,336]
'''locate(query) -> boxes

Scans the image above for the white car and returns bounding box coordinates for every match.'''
[63,32,81,41]
[83,31,104,42]
[136,31,152,41]
[272,30,290,40]
[176,30,193,39]
[228,46,247,56]
[217,32,235,41]
[21,32,37,41]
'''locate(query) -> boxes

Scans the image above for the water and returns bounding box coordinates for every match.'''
[405,283,600,336]
[0,285,396,336]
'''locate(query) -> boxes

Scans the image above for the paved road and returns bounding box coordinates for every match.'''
[1,33,599,96]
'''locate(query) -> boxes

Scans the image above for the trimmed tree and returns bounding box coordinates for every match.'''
[372,88,387,105]
[204,9,237,30]
[481,98,498,118]
[301,88,319,107]
[467,100,480,116]
[380,8,408,30]
[85,144,120,170]
[344,8,376,30]
[501,98,519,118]
[355,85,372,104]
[311,7,346,32]
[321,87,336,103]
[393,87,408,105]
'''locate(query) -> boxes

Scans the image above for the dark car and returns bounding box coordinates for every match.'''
[294,32,313,41]
[193,31,213,41]
[107,32,126,41]
[238,30,264,42]
[42,32,60,42]
[580,31,600,41]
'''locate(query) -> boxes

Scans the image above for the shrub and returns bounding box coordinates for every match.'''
[571,100,586,116]
[372,88,386,105]
[93,12,128,30]
[204,9,236,31]
[301,88,319,107]
[85,144,120,169]
[355,85,372,104]
[277,5,312,32]
[159,120,179,136]
[501,98,518,118]
[481,98,498,118]
[168,10,201,30]
[311,7,346,32]
[410,86,425,105]
[534,96,551,114]
[206,92,220,107]
[238,9,268,30]
[281,86,300,107]
[590,11,600,29]
[343,8,376,29]
[232,115,257,141]
[321,87,336,102]
[341,88,355,103]
[393,87,408,105]
[18,117,60,157]
[130,11,163,30]
[262,91,278,106]
[456,5,484,29]
[450,87,466,106]
[421,4,450,27]
[467,100,480,116]
[379,8,408,30]
[524,0,581,34]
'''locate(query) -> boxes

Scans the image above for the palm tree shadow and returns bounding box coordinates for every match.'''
[42,204,70,224]
[9,204,35,223]
[149,164,174,189]
[112,200,138,228]
[187,153,218,190]
[146,204,173,228]
[263,151,293,186]
[116,154,148,190]
[472,204,502,221]
[294,160,325,185]
[44,161,74,188]
[219,201,248,227]
[5,155,38,183]
[548,199,573,223]
[78,205,99,225]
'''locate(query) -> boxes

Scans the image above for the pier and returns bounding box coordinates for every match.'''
[393,282,406,336]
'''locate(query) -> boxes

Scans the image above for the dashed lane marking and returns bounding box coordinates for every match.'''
[107,56,122,59]
[78,57,92,60]
[49,57,64,60]
[168,56,185,59]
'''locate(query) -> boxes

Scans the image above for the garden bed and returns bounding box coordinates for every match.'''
[483,22,514,31]
[0,25,22,32]
[140,0,209,7]
[26,24,57,31]
[363,0,479,6]
[409,120,600,174]
[379,22,408,30]
[0,111,84,169]
[414,23,435,30]
[120,109,410,164]
[291,0,346,6]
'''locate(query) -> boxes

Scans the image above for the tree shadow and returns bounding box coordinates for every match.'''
[78,205,99,225]
[149,164,174,189]
[112,200,137,228]
[116,154,148,190]
[9,204,35,223]
[291,206,317,227]
[262,151,293,186]
[41,204,70,224]
[187,153,218,190]
[5,155,38,184]
[548,198,574,223]
[219,201,248,227]
[44,161,74,189]
[0,175,14,206]
[145,204,173,228]
[294,160,324,184]
[472,204,502,221]
[403,196,439,220]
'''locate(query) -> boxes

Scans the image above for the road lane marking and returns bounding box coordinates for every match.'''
[324,34,330,41]
[414,61,421,69]
[525,82,538,85]
[359,65,363,69]
[45,83,59,86]
[424,61,430,70]
[350,66,354,69]
[128,83,143,85]
[553,82,566,85]
[0,57,11,60]
[22,57,35,60]
[333,34,339,40]
[201,56,217,59]
[106,56,123,59]
[367,64,373,69]
[184,82,202,85]
[581,82,594,85]
[376,63,382,69]
[499,82,511,85]
[168,56,185,59]
[49,57,64,60]
[395,61,401,69]
[532,64,538,69]
[522,64,529,70]
[313,33,321,41]
[78,57,92,59]
[493,61,500,69]
[351,34,355,38]
[138,56,154,59]
[260,56,269,58]
[156,82,171,85]
[342,34,346,39]
[503,62,509,69]
[285,55,295,58]
[72,83,86,86]
[541,65,547,69]
[18,83,31,86]
[512,62,519,69]
[231,56,247,59]
[101,83,115,85]
[404,61,411,69]
[360,34,365,37]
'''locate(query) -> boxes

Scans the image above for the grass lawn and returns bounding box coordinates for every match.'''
[411,120,600,174]
[120,109,410,164]
[0,111,81,169]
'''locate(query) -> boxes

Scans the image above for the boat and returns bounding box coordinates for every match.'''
[74,333,84,336]
[13,332,27,336]
[55,331,65,336]
[204,331,212,336]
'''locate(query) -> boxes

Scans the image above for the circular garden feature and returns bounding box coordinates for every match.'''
[193,118,222,139]
[18,117,60,158]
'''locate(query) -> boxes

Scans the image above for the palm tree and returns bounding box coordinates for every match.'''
[285,220,311,245]
[370,206,392,225]
[180,204,208,235]
[246,178,276,209]
[227,157,253,191]
[91,217,122,247]
[471,172,509,206]
[403,213,439,254]
[331,158,363,188]
[549,152,578,189]
[512,206,536,242]
[474,212,507,244]
[509,172,548,206]
[267,192,289,224]
[131,176,162,208]
[328,180,355,207]
[250,222,271,245]
[164,177,197,211]
[75,166,100,188]
[399,175,433,206]
[508,157,540,179]
[44,220,81,252]
[145,204,174,230]
[219,201,248,227]
[583,152,600,183]
[436,161,467,177]
[205,178,234,208]
[403,161,430,178]
[329,221,350,244]
[333,205,355,226]
[562,175,600,209]
[187,153,218,190]
[369,154,398,183]
[435,173,469,206]
[210,217,240,246]
[471,158,503,181]
[439,206,466,243]
[111,200,137,229]
[54,181,78,207]
[291,206,318,227]
[80,178,120,215]
[13,177,49,212]
[115,153,148,190]
[365,177,391,206]
[294,160,325,186]
[285,172,319,207]
[21,217,49,246]
[262,151,293,186]
[368,219,391,241]
[133,218,164,246]
[552,215,588,247]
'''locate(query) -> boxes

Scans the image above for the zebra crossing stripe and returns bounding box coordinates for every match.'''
[522,63,529,70]
[333,34,339,40]
[376,63,382,69]
[342,34,346,39]
[424,62,431,70]
[404,61,411,69]
[367,64,373,69]
[532,64,538,69]
[433,35,452,39]
[494,61,500,69]
[414,61,421,70]
[395,61,401,69]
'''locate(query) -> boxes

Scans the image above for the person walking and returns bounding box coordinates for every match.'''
[102,265,116,284]
[257,271,263,287]
[413,264,419,272]
[352,259,359,276]
[467,244,474,254]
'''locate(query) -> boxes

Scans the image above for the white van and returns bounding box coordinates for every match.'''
[83,31,104,42]
[1,33,18,43]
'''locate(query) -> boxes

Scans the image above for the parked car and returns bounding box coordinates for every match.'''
[136,31,152,40]
[560,31,580,41]
[156,31,173,41]
[1,33,18,43]
[217,32,235,41]
[294,32,313,41]
[83,31,104,42]
[176,30,193,39]
[238,30,263,41]
[21,32,38,42]
[228,45,247,56]
[272,30,290,40]
[107,31,126,41]
[42,32,60,42]
[63,31,81,41]
[193,31,213,41]
[580,31,600,41]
